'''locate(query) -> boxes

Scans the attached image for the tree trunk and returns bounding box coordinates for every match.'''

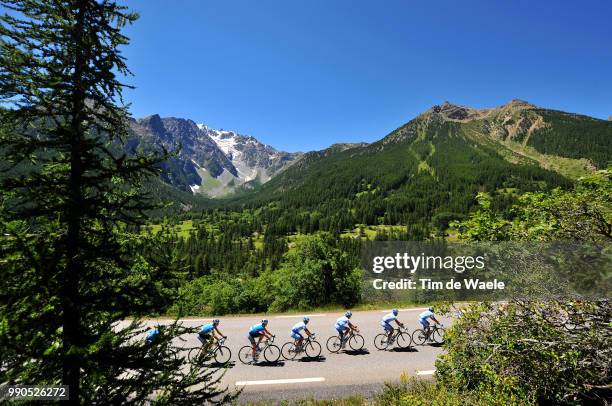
[62,1,88,404]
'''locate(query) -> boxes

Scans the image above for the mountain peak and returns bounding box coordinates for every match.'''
[500,99,537,112]
[138,114,164,133]
[428,102,481,121]
[505,98,534,108]
[425,99,538,123]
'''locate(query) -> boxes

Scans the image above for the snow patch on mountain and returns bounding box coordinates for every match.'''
[200,126,295,187]
[209,131,240,158]
[134,118,301,197]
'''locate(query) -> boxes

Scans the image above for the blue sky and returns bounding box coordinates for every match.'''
[122,0,612,152]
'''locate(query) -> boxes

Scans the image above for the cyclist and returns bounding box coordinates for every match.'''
[145,327,160,345]
[381,309,404,344]
[198,319,225,347]
[248,319,273,360]
[291,316,313,350]
[335,311,358,348]
[418,307,441,340]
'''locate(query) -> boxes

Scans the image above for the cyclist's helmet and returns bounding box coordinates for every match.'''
[261,319,269,325]
[428,307,434,312]
[212,319,220,325]
[345,311,352,318]
[392,308,399,316]
[303,316,310,323]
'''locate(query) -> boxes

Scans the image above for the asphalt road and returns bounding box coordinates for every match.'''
[138,308,450,403]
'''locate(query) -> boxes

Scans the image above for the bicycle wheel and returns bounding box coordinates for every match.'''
[238,346,254,364]
[188,347,202,363]
[263,344,281,362]
[374,333,389,350]
[349,334,365,350]
[431,328,445,344]
[281,342,298,360]
[214,346,232,364]
[305,340,322,358]
[396,331,412,348]
[326,336,341,353]
[412,329,427,346]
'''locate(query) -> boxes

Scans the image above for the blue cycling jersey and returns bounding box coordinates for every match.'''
[249,324,265,335]
[335,316,349,330]
[292,321,306,333]
[419,310,434,321]
[382,313,397,324]
[146,328,159,342]
[200,323,214,334]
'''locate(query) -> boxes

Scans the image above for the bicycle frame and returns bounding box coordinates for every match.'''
[256,335,275,354]
[294,335,315,352]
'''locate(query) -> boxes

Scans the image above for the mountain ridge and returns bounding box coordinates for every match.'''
[224,100,610,227]
[127,115,302,197]
[127,100,610,205]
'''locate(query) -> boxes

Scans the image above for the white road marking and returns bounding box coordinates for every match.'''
[416,370,436,376]
[275,314,327,319]
[381,307,428,313]
[235,377,326,386]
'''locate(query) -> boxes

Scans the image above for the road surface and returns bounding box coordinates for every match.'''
[139,308,450,403]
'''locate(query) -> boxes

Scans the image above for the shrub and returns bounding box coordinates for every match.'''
[375,378,507,406]
[436,301,611,405]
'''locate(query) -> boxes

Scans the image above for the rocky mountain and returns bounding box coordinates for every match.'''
[382,99,610,176]
[127,115,301,197]
[230,100,611,223]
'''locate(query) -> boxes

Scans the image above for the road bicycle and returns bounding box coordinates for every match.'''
[326,329,364,353]
[412,324,445,345]
[238,335,281,364]
[188,336,232,364]
[374,326,412,350]
[281,334,322,359]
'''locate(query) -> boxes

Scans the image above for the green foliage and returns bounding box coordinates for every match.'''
[269,233,362,311]
[169,233,362,315]
[244,396,366,406]
[436,301,610,404]
[453,169,611,242]
[375,378,523,406]
[0,0,231,403]
[444,173,612,404]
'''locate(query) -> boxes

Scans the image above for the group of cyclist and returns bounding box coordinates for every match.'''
[145,307,441,359]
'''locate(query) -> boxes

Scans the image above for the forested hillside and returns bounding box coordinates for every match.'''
[226,101,598,230]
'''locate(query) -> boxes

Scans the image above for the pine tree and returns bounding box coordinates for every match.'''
[0,0,232,403]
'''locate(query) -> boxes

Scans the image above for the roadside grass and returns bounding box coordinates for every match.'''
[240,379,490,406]
[243,396,365,406]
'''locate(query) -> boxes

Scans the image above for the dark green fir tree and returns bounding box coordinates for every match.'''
[0,0,232,404]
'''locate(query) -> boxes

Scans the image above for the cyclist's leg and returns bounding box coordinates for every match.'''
[420,319,431,338]
[338,327,346,347]
[208,334,216,349]
[384,323,394,340]
[248,334,257,357]
[291,331,302,347]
